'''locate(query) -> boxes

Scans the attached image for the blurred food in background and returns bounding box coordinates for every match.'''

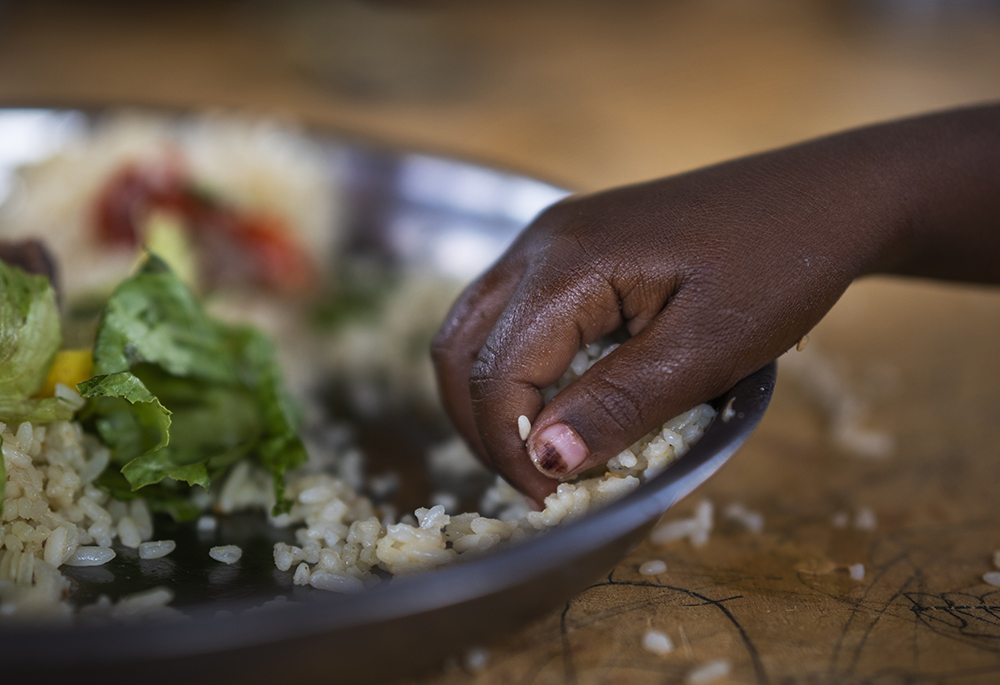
[0,0,998,192]
[0,111,338,299]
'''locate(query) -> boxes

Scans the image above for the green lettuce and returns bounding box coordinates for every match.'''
[79,255,306,516]
[0,260,76,424]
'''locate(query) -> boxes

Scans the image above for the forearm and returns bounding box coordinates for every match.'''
[819,103,1000,283]
[431,102,1000,499]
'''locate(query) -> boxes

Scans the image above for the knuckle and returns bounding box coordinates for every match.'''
[468,342,503,402]
[579,373,648,435]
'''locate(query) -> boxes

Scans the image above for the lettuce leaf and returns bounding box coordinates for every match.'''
[82,255,307,516]
[0,260,75,423]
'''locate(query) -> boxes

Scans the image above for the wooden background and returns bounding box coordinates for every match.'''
[2,1,999,682]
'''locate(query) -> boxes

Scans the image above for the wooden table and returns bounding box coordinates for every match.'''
[2,2,999,682]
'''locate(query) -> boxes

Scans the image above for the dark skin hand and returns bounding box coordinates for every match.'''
[432,104,1000,506]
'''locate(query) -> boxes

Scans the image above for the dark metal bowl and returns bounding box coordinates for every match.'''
[0,108,775,684]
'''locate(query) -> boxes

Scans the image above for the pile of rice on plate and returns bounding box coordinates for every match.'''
[0,110,716,622]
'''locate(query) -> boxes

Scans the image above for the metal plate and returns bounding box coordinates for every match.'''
[0,108,775,684]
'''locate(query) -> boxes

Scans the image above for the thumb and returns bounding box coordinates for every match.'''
[526,293,774,479]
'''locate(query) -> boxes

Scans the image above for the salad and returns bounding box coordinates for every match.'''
[0,245,307,519]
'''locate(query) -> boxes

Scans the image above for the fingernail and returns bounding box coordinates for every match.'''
[529,423,588,478]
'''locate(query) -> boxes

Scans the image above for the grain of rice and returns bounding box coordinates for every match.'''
[117,516,142,548]
[88,522,113,549]
[641,630,673,655]
[209,545,242,564]
[242,596,295,615]
[293,562,311,585]
[723,502,765,534]
[691,499,714,547]
[650,518,699,546]
[196,515,218,533]
[15,423,32,453]
[110,587,175,619]
[650,499,715,547]
[43,526,68,567]
[309,570,364,593]
[128,500,154,541]
[780,344,895,460]
[639,560,667,576]
[1,500,16,523]
[721,398,736,422]
[993,550,1000,570]
[79,448,109,485]
[138,540,176,560]
[4,534,22,554]
[517,415,531,441]
[831,511,849,529]
[983,572,1000,587]
[686,659,731,684]
[848,563,865,581]
[106,499,127,522]
[273,543,295,572]
[77,497,111,526]
[53,383,86,411]
[64,546,116,567]
[16,551,34,585]
[854,507,877,531]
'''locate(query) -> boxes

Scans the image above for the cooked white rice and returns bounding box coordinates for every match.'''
[209,545,243,564]
[641,630,674,655]
[686,659,731,684]
[196,516,218,533]
[138,540,176,560]
[0,418,153,619]
[723,502,765,534]
[268,335,716,589]
[650,499,714,548]
[517,415,531,441]
[780,344,894,460]
[639,559,667,576]
[63,546,116,567]
[854,507,877,531]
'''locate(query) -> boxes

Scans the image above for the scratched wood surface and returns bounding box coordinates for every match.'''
[404,277,1000,684]
[1,2,999,682]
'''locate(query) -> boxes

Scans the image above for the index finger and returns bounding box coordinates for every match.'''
[432,255,527,468]
[469,262,627,501]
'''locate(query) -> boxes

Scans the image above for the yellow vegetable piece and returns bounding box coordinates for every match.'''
[38,349,93,398]
[143,210,198,290]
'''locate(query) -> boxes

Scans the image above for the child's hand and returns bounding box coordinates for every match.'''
[432,105,1000,504]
